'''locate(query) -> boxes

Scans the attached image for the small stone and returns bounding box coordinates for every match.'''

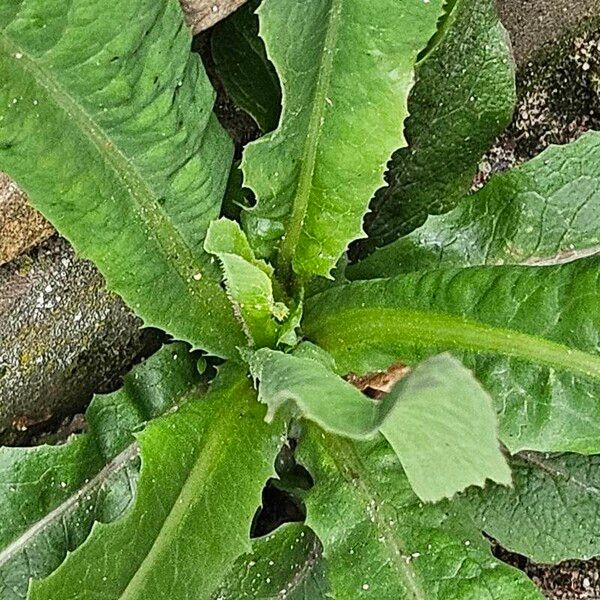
[583,577,591,589]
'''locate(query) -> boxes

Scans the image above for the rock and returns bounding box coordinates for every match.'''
[0,173,53,266]
[0,237,163,445]
[180,0,246,33]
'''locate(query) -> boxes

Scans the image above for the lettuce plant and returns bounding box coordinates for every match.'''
[0,0,598,597]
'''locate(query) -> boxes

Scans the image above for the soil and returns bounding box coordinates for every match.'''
[194,31,261,153]
[479,23,600,182]
[496,0,600,63]
[529,560,600,599]
[496,547,600,599]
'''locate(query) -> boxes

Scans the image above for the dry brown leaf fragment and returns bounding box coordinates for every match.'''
[346,363,411,399]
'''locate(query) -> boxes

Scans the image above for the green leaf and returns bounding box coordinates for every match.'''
[292,341,339,372]
[0,343,203,600]
[0,0,244,357]
[205,218,288,347]
[352,132,600,280]
[461,451,600,564]
[248,347,385,438]
[214,523,328,599]
[363,0,516,248]
[303,257,600,454]
[211,0,282,133]
[30,363,285,600]
[297,426,543,599]
[380,354,511,502]
[241,0,446,278]
[249,349,510,502]
[277,299,304,347]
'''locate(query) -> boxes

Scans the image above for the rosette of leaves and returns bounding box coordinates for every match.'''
[0,0,599,598]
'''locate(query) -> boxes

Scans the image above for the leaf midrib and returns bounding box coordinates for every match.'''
[0,31,213,294]
[282,535,322,598]
[119,377,251,599]
[306,307,600,380]
[275,0,342,275]
[312,434,426,599]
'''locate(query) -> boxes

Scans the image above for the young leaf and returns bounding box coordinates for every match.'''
[276,299,304,347]
[304,257,600,455]
[205,218,288,347]
[0,0,244,357]
[352,132,600,280]
[211,0,282,133]
[297,426,543,599]
[0,343,203,600]
[249,349,510,502]
[379,354,511,502]
[29,362,285,600]
[461,452,600,564]
[364,0,516,247]
[241,0,446,278]
[248,347,385,438]
[215,523,328,599]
